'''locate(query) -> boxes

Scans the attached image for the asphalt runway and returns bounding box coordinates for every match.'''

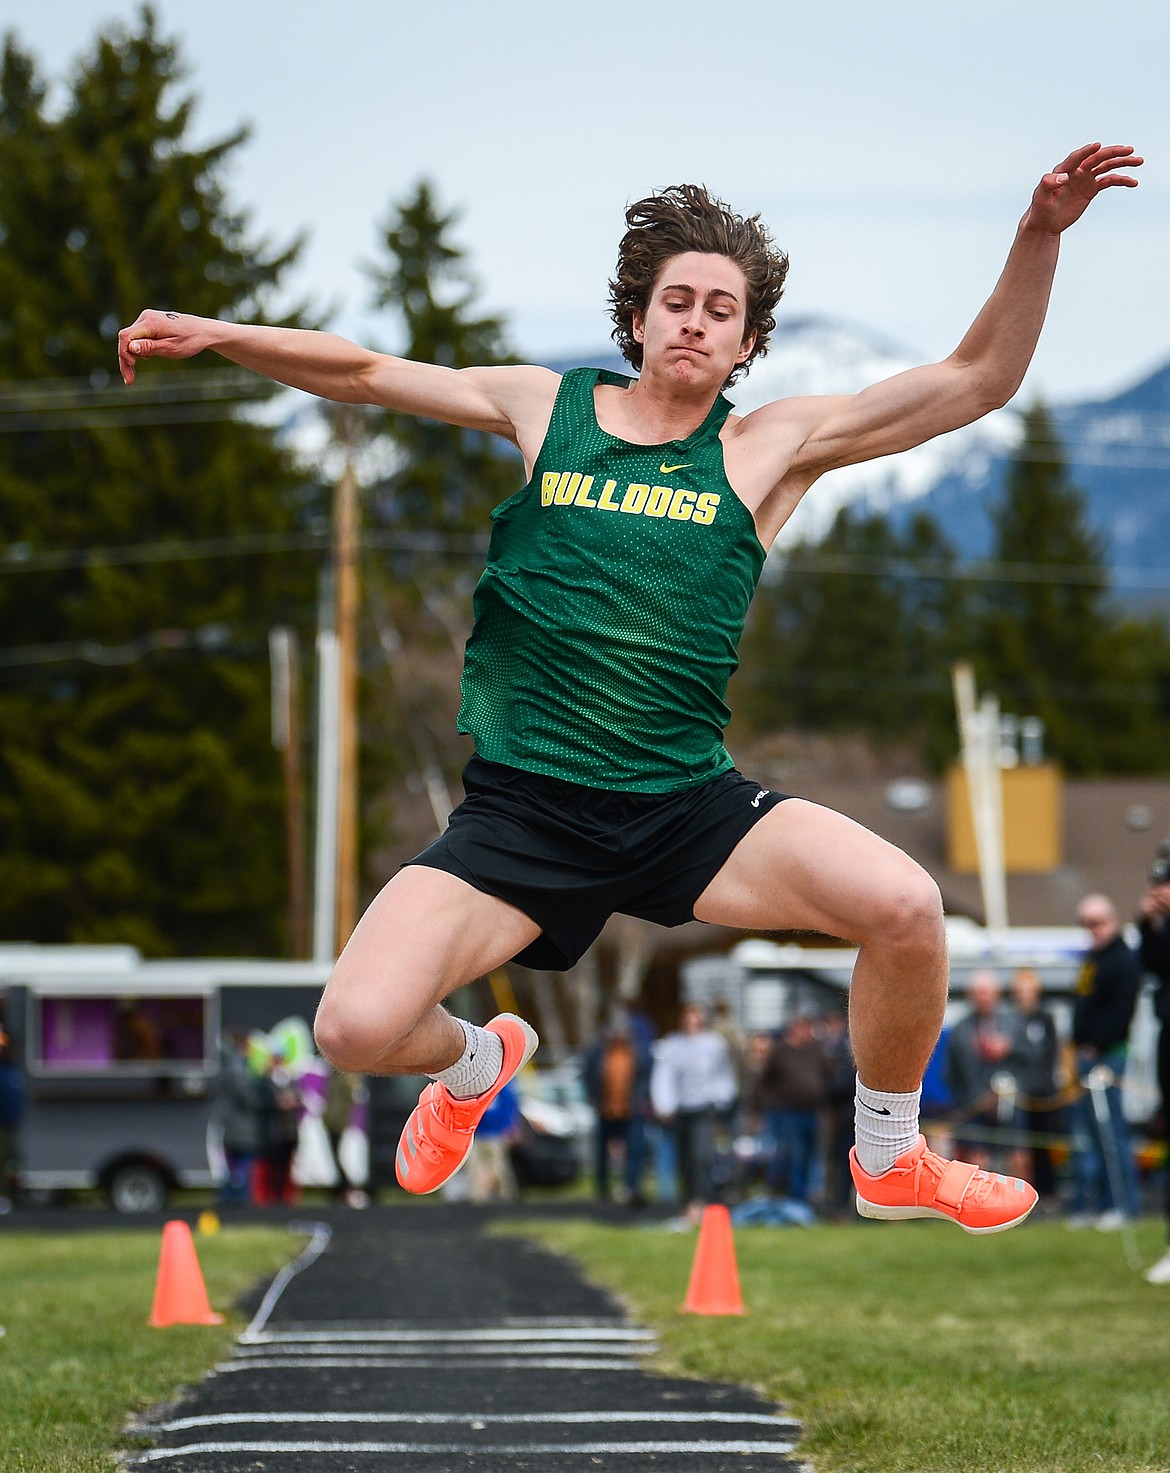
[122,1206,803,1472]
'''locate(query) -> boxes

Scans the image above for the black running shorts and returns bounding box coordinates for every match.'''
[406,755,791,970]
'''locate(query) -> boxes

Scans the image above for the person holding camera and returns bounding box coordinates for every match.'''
[1137,848,1170,1283]
[1068,895,1141,1230]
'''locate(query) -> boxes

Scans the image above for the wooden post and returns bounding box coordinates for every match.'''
[269,627,309,959]
[334,457,360,954]
[952,662,1008,930]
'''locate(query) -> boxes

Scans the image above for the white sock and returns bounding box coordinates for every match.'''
[429,1019,503,1099]
[854,1079,921,1176]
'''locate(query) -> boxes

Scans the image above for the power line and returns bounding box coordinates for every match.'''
[0,527,488,575]
[0,623,246,670]
[772,551,1170,591]
[2,528,328,572]
[5,624,1164,707]
[0,367,276,433]
[0,403,274,432]
[3,370,1170,464]
[3,527,1170,589]
[0,370,267,408]
[0,368,265,407]
[738,668,1165,705]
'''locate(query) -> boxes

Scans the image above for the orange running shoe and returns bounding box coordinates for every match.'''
[395,1014,538,1195]
[850,1135,1038,1235]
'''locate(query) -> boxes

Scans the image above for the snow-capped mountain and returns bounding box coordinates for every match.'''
[271,314,1170,585]
[555,319,1170,581]
[718,317,1023,547]
[911,358,1170,590]
[552,317,1022,548]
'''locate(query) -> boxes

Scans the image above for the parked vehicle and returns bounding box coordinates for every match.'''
[0,945,581,1209]
[0,946,330,1212]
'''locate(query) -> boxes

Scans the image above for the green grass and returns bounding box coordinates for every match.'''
[0,1224,296,1473]
[519,1215,1170,1473]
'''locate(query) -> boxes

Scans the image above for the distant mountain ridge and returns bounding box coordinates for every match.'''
[550,320,1170,585]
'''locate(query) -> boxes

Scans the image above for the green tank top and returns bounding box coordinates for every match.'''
[457,366,766,792]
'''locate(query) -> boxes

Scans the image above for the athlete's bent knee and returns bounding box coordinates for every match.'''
[873,865,944,950]
[313,995,398,1074]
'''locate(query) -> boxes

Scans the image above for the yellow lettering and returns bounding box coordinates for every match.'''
[645,486,672,518]
[667,488,697,521]
[554,472,582,505]
[543,474,715,523]
[573,475,597,507]
[620,483,650,514]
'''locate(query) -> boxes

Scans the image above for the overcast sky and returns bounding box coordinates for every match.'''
[10,0,1169,402]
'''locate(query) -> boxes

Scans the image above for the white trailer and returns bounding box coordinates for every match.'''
[0,945,330,1211]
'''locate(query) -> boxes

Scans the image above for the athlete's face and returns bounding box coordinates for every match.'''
[633,252,755,387]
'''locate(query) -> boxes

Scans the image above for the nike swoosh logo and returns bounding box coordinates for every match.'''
[659,461,693,475]
[858,1102,892,1116]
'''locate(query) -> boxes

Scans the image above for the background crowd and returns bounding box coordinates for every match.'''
[214,1030,367,1209]
[582,853,1170,1281]
[0,854,1167,1270]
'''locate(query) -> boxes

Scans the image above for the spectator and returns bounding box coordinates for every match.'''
[748,1014,832,1207]
[114,1001,163,1061]
[0,1026,23,1211]
[583,1009,651,1206]
[467,1079,522,1203]
[709,997,751,1126]
[945,971,1014,1167]
[819,1008,856,1216]
[255,1045,302,1206]
[1136,850,1170,1282]
[213,1029,263,1206]
[323,1066,367,1207]
[1068,894,1141,1229]
[650,1003,737,1221]
[919,1028,956,1152]
[1005,969,1063,1199]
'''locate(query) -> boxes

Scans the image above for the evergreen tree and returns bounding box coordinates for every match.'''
[354,180,526,848]
[736,505,963,755]
[972,403,1169,772]
[0,10,325,953]
[365,180,519,541]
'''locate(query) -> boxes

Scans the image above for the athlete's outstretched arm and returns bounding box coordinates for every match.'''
[116,312,557,452]
[771,143,1142,477]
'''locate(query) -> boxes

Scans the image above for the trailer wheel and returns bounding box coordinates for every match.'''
[107,1161,169,1214]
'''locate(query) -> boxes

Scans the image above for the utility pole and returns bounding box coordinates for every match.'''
[952,662,1008,930]
[333,441,362,956]
[312,621,341,965]
[269,627,309,958]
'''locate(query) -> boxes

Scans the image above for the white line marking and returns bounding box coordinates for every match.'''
[239,1222,331,1342]
[149,1410,799,1432]
[212,1355,644,1373]
[130,1438,798,1462]
[248,1325,657,1343]
[259,1325,639,1337]
[231,1341,655,1358]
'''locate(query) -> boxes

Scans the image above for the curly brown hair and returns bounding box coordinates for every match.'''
[608,184,789,387]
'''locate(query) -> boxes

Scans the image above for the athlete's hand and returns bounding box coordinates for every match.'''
[118,309,215,384]
[1024,143,1142,235]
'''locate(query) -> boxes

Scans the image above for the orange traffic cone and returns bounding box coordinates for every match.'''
[680,1204,746,1315]
[149,1220,224,1327]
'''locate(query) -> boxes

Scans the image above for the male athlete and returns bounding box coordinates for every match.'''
[120,142,1140,1232]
